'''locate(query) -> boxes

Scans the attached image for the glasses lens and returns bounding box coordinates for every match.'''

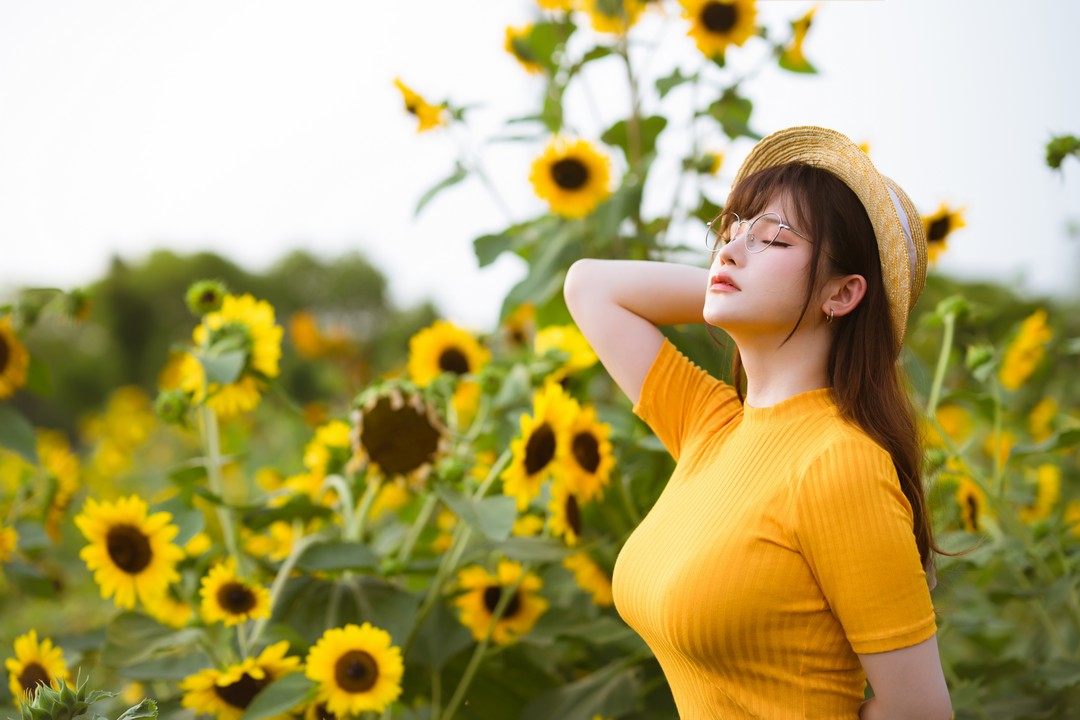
[746,213,782,253]
[707,213,736,252]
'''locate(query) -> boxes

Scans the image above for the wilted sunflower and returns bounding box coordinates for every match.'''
[352,387,449,489]
[305,623,404,717]
[5,630,71,705]
[199,558,271,627]
[529,138,613,219]
[562,551,614,607]
[583,0,648,34]
[0,315,29,401]
[778,4,817,72]
[74,495,185,609]
[393,78,447,133]
[454,560,549,645]
[180,641,300,720]
[681,0,757,61]
[954,477,990,534]
[921,203,967,263]
[505,25,543,74]
[534,324,598,381]
[548,479,583,547]
[502,382,578,510]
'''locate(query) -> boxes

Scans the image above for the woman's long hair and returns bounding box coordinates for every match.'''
[721,163,939,575]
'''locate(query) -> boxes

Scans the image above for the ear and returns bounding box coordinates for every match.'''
[820,274,867,319]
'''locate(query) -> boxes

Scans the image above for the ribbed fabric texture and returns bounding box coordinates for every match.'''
[612,340,936,719]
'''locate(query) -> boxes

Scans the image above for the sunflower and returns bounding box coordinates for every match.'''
[186,279,228,316]
[244,520,300,563]
[199,558,271,627]
[583,0,648,35]
[408,320,490,425]
[304,420,353,478]
[502,382,578,510]
[548,479,583,547]
[778,4,817,72]
[504,303,537,349]
[562,551,614,607]
[999,309,1053,391]
[0,315,30,400]
[144,593,194,630]
[180,641,300,720]
[922,403,973,449]
[681,0,757,62]
[505,25,544,74]
[530,138,613,219]
[564,405,615,503]
[1019,465,1061,525]
[74,495,185,609]
[368,482,412,522]
[393,78,447,133]
[352,387,449,489]
[303,702,340,720]
[955,478,989,534]
[983,430,1015,468]
[1067,501,1080,540]
[513,514,545,537]
[534,324,598,381]
[5,630,71,705]
[431,508,457,553]
[1028,397,1058,443]
[0,525,17,562]
[305,623,404,716]
[37,430,81,540]
[453,560,549,645]
[921,203,967,263]
[537,0,574,10]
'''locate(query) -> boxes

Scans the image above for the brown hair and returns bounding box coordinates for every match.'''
[720,162,939,574]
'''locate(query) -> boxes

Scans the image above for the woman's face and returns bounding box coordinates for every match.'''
[702,195,825,342]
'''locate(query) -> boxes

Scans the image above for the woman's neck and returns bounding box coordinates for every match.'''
[735,329,832,408]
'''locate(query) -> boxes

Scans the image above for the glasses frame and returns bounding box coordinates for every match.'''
[705,211,810,254]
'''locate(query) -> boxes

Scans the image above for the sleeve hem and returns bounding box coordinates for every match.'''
[631,337,673,423]
[849,615,938,655]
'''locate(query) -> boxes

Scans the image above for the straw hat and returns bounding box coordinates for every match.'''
[731,126,928,355]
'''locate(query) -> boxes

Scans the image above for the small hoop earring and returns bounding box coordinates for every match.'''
[825,308,834,323]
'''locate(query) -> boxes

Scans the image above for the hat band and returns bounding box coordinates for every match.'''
[885,184,917,289]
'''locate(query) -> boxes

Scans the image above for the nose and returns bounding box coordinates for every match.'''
[716,224,747,264]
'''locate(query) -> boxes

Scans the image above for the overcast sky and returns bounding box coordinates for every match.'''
[1,0,1078,330]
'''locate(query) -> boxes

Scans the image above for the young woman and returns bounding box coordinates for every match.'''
[564,127,952,719]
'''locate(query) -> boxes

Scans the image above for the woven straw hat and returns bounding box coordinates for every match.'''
[731,126,928,355]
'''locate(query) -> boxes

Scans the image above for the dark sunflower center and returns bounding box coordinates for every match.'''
[312,703,336,720]
[964,495,980,532]
[438,348,470,375]
[106,523,154,574]
[565,493,582,535]
[405,102,418,116]
[217,581,257,614]
[18,663,51,696]
[361,396,441,476]
[334,650,379,693]
[702,2,737,33]
[0,334,10,374]
[550,158,589,191]
[524,423,556,475]
[483,585,522,618]
[200,290,220,306]
[571,431,601,474]
[213,672,270,709]
[927,216,951,243]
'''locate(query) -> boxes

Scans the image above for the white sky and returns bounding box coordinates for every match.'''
[1,0,1078,331]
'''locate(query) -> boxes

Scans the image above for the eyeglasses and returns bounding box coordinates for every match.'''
[705,212,809,254]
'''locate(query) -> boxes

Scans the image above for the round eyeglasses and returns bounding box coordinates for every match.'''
[705,212,809,254]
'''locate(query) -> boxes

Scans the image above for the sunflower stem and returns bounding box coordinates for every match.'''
[403,522,474,657]
[350,481,381,542]
[398,493,439,566]
[245,532,321,654]
[472,448,513,500]
[235,623,249,659]
[926,311,956,416]
[430,665,442,720]
[322,474,356,539]
[199,405,242,572]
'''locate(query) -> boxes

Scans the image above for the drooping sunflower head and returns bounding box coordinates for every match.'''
[529,138,614,219]
[501,382,579,511]
[921,203,967,262]
[304,623,404,717]
[74,495,185,610]
[180,641,301,720]
[5,630,71,706]
[199,557,272,627]
[681,0,758,62]
[352,386,449,489]
[0,315,30,401]
[452,560,549,645]
[393,78,448,133]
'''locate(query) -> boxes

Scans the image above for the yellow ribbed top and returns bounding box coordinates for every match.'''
[613,340,936,719]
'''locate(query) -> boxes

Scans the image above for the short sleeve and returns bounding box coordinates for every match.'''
[794,438,937,654]
[632,338,741,462]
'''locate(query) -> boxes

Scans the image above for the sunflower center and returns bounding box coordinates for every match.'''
[571,432,601,474]
[200,290,220,306]
[106,523,154,574]
[565,493,582,535]
[550,158,589,191]
[312,703,336,720]
[927,216,951,243]
[217,581,257,614]
[483,586,522,618]
[360,396,441,476]
[0,334,9,374]
[438,348,470,375]
[334,650,379,693]
[18,663,51,696]
[405,102,418,116]
[524,423,556,475]
[214,672,270,709]
[964,495,980,532]
[702,2,737,33]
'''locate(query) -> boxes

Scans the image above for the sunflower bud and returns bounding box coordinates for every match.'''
[185,280,228,316]
[155,388,191,427]
[965,343,996,381]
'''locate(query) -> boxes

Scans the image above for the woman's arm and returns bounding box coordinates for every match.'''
[563,259,708,405]
[857,635,952,719]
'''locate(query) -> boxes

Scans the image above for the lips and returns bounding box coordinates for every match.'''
[709,273,740,290]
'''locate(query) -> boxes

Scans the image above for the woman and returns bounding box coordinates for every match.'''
[563,127,952,719]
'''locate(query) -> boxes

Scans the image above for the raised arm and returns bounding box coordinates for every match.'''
[563,259,709,405]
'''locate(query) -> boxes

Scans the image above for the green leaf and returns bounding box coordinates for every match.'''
[199,350,245,385]
[117,698,159,720]
[295,540,378,572]
[103,612,203,667]
[406,599,473,670]
[153,495,204,548]
[24,357,52,396]
[519,21,569,75]
[601,115,668,165]
[706,91,760,141]
[435,487,516,542]
[656,68,694,98]
[415,162,467,217]
[243,496,333,532]
[1046,134,1080,170]
[0,404,37,464]
[778,49,817,74]
[474,232,517,268]
[1011,428,1080,457]
[496,536,573,563]
[520,659,638,720]
[3,561,57,598]
[117,652,210,681]
[239,674,315,720]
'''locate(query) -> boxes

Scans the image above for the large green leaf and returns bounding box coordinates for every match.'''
[498,224,580,323]
[117,698,159,720]
[406,599,473,670]
[3,560,57,598]
[656,68,694,98]
[0,404,37,463]
[1011,428,1080,457]
[24,356,52,396]
[295,540,378,573]
[153,494,205,548]
[520,659,639,720]
[495,536,573,563]
[103,612,203,667]
[198,350,245,385]
[117,652,211,681]
[415,161,467,217]
[435,487,516,542]
[707,90,761,141]
[240,673,315,720]
[601,115,668,166]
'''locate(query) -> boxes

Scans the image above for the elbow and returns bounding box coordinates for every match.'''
[563,258,596,313]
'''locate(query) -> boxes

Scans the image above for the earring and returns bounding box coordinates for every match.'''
[825,308,834,323]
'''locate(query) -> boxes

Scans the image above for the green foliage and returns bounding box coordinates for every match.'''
[9,676,153,720]
[1046,134,1080,170]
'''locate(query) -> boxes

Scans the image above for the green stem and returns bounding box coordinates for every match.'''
[472,448,512,500]
[245,531,320,653]
[403,522,474,656]
[926,312,956,415]
[322,474,356,539]
[349,480,381,542]
[398,493,440,566]
[990,379,1005,495]
[431,666,442,720]
[200,405,242,570]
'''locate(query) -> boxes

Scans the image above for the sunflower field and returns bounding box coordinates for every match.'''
[2,2,1080,720]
